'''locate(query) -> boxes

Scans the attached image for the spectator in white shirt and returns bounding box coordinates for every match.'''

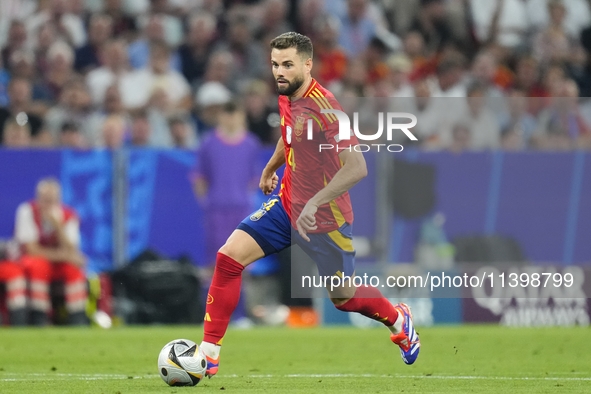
[120,41,191,112]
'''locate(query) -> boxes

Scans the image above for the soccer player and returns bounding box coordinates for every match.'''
[200,32,420,376]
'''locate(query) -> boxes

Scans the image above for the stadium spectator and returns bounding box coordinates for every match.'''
[469,50,506,99]
[1,118,32,148]
[86,39,130,106]
[408,0,454,55]
[191,100,262,269]
[364,37,390,85]
[297,0,325,39]
[329,57,369,96]
[58,122,86,149]
[243,79,279,145]
[256,0,293,44]
[527,0,591,38]
[168,115,197,149]
[178,13,218,88]
[449,123,472,153]
[36,41,76,103]
[216,16,266,83]
[536,79,591,148]
[14,178,87,326]
[34,24,57,78]
[470,0,529,50]
[402,30,428,74]
[336,0,377,58]
[387,54,414,97]
[0,78,46,145]
[499,88,539,149]
[566,45,591,97]
[194,81,232,135]
[129,111,152,147]
[120,41,191,112]
[8,50,36,82]
[313,15,348,86]
[142,0,184,47]
[0,240,27,326]
[1,20,28,73]
[101,114,127,149]
[513,55,546,98]
[102,0,137,38]
[27,0,86,49]
[87,84,127,146]
[45,78,93,144]
[74,13,114,73]
[127,14,181,71]
[201,50,234,90]
[533,0,578,65]
[0,1,37,50]
[429,53,467,97]
[462,82,502,149]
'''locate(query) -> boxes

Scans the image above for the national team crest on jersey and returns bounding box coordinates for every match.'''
[294,116,305,136]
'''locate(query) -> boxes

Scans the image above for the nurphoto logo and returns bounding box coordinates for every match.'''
[309,109,418,152]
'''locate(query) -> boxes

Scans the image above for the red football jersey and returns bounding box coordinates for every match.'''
[278,79,359,233]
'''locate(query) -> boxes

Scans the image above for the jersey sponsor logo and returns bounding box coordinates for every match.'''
[204,313,212,322]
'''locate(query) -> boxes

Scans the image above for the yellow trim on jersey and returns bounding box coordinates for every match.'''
[309,94,334,124]
[327,228,354,252]
[310,91,336,123]
[313,89,338,122]
[323,174,346,228]
[281,116,284,126]
[304,80,318,98]
[329,200,346,228]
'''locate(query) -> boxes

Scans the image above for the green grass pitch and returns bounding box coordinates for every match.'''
[0,325,590,393]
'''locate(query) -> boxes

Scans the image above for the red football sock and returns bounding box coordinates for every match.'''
[203,253,245,344]
[335,285,399,326]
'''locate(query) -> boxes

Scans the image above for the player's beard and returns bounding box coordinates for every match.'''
[276,74,305,96]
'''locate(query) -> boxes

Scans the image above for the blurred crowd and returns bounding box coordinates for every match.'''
[1,0,591,151]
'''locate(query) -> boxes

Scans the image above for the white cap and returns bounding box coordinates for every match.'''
[195,81,232,107]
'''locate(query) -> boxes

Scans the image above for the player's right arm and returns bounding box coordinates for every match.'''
[259,137,285,195]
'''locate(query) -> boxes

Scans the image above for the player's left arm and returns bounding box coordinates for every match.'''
[296,148,367,241]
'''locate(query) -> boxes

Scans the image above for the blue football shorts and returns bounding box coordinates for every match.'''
[237,195,356,278]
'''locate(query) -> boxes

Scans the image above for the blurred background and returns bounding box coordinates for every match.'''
[0,0,589,329]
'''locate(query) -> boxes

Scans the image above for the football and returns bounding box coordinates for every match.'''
[157,339,207,386]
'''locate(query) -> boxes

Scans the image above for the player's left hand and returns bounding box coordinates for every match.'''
[296,202,318,242]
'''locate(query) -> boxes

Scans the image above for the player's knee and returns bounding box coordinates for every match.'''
[218,230,264,267]
[218,242,239,261]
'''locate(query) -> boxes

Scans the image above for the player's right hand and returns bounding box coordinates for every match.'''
[260,172,279,195]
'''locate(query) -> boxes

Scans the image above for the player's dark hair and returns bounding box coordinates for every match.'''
[270,32,313,60]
